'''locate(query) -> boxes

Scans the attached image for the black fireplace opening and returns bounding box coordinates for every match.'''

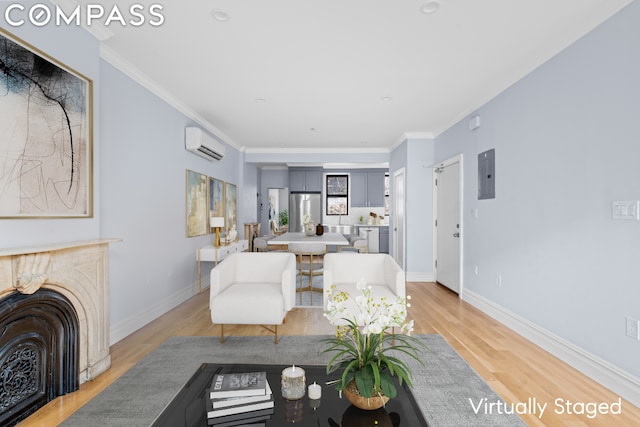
[0,289,79,426]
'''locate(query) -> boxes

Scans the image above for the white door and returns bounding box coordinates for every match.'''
[435,161,461,293]
[393,169,406,269]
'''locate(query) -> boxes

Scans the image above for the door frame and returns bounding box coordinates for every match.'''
[392,167,406,270]
[432,153,464,294]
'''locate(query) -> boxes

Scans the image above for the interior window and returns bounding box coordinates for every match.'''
[326,175,348,215]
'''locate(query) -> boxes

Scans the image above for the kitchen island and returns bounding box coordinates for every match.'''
[267,231,349,246]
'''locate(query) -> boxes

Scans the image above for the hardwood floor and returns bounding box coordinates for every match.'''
[19,282,640,426]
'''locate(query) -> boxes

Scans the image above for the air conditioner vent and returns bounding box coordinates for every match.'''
[185,127,225,161]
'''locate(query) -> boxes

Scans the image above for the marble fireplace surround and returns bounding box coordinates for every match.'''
[0,239,120,383]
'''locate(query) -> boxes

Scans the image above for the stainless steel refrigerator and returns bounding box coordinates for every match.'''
[289,193,322,232]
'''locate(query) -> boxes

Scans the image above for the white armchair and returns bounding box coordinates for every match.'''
[323,253,405,325]
[210,252,296,343]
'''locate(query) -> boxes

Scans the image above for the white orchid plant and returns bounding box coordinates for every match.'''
[302,214,312,225]
[322,279,425,399]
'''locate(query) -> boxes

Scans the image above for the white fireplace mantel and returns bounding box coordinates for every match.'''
[0,238,121,383]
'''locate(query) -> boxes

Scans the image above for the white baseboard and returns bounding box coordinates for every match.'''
[406,272,434,282]
[461,289,640,407]
[109,285,195,345]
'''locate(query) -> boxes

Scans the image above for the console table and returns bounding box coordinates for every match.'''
[196,240,248,293]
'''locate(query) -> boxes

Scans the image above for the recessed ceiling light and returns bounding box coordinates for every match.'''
[255,98,266,103]
[420,1,440,14]
[381,96,393,102]
[310,128,316,131]
[211,9,230,22]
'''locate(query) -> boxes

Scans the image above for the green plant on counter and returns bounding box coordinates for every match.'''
[279,209,288,226]
[358,215,364,224]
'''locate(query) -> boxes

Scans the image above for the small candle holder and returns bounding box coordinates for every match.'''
[281,365,306,400]
[308,381,322,400]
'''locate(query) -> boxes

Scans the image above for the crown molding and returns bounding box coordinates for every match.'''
[244,146,390,155]
[390,132,435,151]
[99,45,241,151]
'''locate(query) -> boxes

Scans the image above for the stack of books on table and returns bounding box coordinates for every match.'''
[206,372,274,426]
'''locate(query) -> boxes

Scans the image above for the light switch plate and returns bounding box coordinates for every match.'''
[612,201,639,220]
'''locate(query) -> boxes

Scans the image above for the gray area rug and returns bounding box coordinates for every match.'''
[62,335,526,427]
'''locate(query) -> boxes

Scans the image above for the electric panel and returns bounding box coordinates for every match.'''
[478,149,495,200]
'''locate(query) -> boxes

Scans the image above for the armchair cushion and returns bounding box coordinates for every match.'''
[210,252,296,326]
[323,253,405,325]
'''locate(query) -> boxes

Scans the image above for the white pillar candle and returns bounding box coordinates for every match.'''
[308,381,321,400]
[281,365,306,400]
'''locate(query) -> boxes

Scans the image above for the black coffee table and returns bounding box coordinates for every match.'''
[152,363,429,426]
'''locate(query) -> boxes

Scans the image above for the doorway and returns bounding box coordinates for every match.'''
[267,188,289,234]
[392,168,406,270]
[433,154,463,294]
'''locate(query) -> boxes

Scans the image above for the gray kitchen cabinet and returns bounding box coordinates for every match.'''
[351,171,385,207]
[379,226,389,254]
[350,172,367,207]
[289,169,322,192]
[305,170,322,192]
[289,170,306,192]
[366,172,385,207]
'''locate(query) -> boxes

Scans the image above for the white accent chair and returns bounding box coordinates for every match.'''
[210,252,296,344]
[323,253,405,325]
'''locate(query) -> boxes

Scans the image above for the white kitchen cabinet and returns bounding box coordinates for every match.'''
[358,226,380,253]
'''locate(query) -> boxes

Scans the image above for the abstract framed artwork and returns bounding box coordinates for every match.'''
[224,182,237,232]
[209,177,225,221]
[185,170,208,238]
[0,28,93,218]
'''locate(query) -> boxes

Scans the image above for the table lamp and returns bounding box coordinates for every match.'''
[210,216,225,247]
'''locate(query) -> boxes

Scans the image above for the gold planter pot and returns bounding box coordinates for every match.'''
[342,380,390,410]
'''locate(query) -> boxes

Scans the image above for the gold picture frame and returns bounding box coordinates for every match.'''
[0,28,93,218]
[185,170,208,237]
[209,177,225,221]
[224,182,237,233]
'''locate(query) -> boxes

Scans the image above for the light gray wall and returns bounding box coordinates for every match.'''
[406,138,435,278]
[239,159,259,233]
[435,1,640,378]
[389,140,407,263]
[259,168,289,234]
[389,138,435,278]
[99,61,242,342]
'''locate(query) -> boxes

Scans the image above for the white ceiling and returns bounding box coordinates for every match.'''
[72,0,631,151]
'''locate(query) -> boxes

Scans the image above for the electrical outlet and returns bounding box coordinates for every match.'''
[626,317,640,340]
[496,274,502,287]
[474,265,478,276]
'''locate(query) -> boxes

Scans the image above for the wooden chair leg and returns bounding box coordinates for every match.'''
[308,254,313,305]
[220,324,225,344]
[274,325,278,344]
[297,254,303,305]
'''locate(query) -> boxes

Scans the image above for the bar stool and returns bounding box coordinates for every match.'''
[337,235,369,253]
[253,235,272,252]
[288,242,326,305]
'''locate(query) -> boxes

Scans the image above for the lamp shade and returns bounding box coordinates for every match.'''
[210,216,225,228]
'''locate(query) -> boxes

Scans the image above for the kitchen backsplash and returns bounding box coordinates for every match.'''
[323,207,388,225]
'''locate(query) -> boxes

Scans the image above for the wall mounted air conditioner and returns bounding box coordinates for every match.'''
[185,127,226,161]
